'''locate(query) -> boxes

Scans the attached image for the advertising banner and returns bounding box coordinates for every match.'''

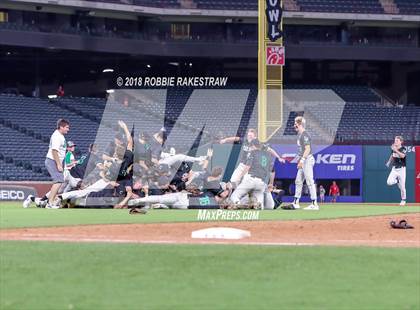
[0,184,37,201]
[272,145,363,179]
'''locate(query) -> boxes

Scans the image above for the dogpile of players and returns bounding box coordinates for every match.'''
[24,120,286,212]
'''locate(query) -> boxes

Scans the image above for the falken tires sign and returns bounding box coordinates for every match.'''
[0,185,36,201]
[272,145,363,179]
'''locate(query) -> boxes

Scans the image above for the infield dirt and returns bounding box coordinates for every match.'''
[1,213,419,247]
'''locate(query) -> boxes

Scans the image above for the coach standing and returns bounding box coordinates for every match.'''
[45,119,70,208]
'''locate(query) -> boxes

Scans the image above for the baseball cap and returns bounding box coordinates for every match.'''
[67,141,76,147]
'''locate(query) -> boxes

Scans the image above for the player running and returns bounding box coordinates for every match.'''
[386,135,407,206]
[290,116,319,210]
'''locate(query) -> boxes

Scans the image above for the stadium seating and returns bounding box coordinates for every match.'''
[0,158,47,181]
[84,0,180,8]
[295,0,384,14]
[37,0,420,15]
[195,0,257,10]
[287,84,381,103]
[0,94,102,180]
[0,124,49,179]
[336,103,420,141]
[394,0,420,15]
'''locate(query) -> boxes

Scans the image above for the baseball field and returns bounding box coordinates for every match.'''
[1,202,419,309]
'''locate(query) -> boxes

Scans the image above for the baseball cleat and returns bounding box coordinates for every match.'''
[304,204,319,210]
[292,203,300,209]
[23,195,34,208]
[35,197,48,208]
[399,200,406,206]
[46,203,60,209]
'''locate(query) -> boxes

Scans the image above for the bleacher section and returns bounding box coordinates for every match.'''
[63,0,420,15]
[287,85,381,103]
[0,158,46,181]
[85,0,180,8]
[337,103,419,141]
[0,85,418,181]
[195,0,257,10]
[394,0,420,15]
[0,95,103,180]
[295,0,384,14]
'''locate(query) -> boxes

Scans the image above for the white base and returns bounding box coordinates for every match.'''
[191,227,251,240]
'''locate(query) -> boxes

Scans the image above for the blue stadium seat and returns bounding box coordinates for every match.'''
[394,0,420,15]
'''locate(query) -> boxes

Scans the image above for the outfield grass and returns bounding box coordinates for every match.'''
[1,241,419,310]
[0,201,419,229]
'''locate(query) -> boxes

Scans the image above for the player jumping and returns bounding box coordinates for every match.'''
[386,135,407,206]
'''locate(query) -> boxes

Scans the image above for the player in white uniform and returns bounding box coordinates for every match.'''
[386,136,407,206]
[290,116,319,210]
[44,119,70,208]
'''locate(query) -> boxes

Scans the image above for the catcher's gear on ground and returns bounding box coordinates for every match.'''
[390,219,413,229]
[129,208,148,215]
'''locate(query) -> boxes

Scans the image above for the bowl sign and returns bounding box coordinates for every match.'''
[266,46,285,66]
[265,0,283,42]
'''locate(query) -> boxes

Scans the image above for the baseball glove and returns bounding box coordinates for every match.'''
[390,219,413,229]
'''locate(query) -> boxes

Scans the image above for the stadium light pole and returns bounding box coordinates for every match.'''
[258,0,284,142]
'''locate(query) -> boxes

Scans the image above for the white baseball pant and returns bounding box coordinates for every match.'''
[62,170,82,193]
[230,163,247,186]
[231,174,266,207]
[61,179,109,200]
[294,155,317,201]
[128,192,189,209]
[387,167,406,200]
[240,190,274,210]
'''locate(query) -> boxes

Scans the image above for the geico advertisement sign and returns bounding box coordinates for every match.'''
[0,185,37,201]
